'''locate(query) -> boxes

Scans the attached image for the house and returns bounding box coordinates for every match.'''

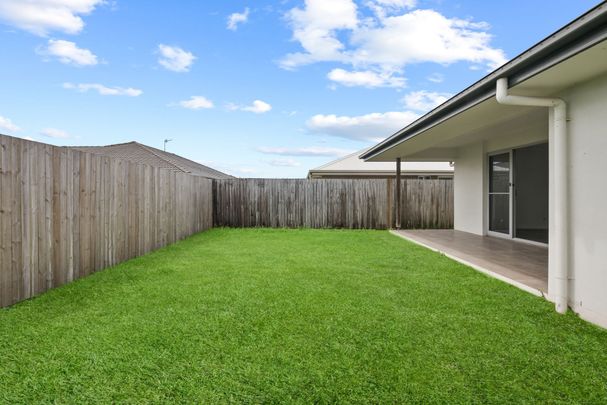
[307,148,453,179]
[72,141,233,179]
[362,3,607,327]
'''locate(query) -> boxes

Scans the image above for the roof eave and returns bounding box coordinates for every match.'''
[361,2,607,161]
[308,169,454,176]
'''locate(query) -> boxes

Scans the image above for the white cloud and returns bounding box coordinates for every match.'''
[228,100,272,114]
[307,88,449,142]
[40,128,70,139]
[157,44,196,72]
[267,158,301,167]
[374,0,417,8]
[243,100,272,114]
[224,102,239,112]
[0,115,21,133]
[257,146,354,157]
[350,10,506,70]
[39,39,98,66]
[427,73,444,83]
[178,96,214,110]
[327,68,405,88]
[227,8,249,30]
[281,1,507,87]
[280,0,358,69]
[0,0,104,36]
[367,0,417,18]
[402,90,451,112]
[63,82,143,96]
[307,110,419,141]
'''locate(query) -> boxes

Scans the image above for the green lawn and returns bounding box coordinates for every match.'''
[1,228,607,403]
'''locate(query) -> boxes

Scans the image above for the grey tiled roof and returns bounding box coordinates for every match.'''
[71,141,233,179]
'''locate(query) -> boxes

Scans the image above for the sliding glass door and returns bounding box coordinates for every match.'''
[513,143,549,243]
[488,152,511,236]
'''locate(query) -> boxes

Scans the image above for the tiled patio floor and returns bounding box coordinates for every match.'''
[393,229,548,294]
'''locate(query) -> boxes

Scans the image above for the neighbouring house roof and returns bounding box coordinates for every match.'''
[361,1,607,161]
[71,141,234,179]
[308,148,453,178]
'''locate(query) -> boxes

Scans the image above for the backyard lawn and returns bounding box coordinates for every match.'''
[1,228,607,403]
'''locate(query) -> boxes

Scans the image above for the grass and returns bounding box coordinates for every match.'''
[1,228,607,403]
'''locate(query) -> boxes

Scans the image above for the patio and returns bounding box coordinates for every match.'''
[392,229,548,294]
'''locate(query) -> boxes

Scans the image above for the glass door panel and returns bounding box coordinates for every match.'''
[488,152,511,235]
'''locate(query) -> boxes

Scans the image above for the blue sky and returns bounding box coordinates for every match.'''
[0,0,600,177]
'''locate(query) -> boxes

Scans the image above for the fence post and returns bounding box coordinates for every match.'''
[386,178,393,229]
[395,158,401,230]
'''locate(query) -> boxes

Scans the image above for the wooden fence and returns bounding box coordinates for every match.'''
[1,135,453,308]
[0,135,213,308]
[396,178,454,229]
[213,178,453,229]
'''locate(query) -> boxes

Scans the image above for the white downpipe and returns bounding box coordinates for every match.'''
[495,77,568,314]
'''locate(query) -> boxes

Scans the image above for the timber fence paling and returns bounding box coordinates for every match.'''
[396,178,454,229]
[212,178,452,230]
[0,134,214,308]
[0,133,453,308]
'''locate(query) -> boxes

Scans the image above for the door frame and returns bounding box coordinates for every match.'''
[487,149,513,239]
[486,143,549,247]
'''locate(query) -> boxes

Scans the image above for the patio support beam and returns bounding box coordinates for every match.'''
[496,77,568,314]
[395,158,401,229]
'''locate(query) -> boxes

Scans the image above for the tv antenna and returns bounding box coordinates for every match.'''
[163,138,172,151]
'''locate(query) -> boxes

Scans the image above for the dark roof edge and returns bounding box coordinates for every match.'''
[361,1,607,160]
[137,143,191,173]
[307,169,454,175]
[137,143,234,178]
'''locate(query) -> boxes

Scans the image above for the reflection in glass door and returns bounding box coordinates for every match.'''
[488,152,511,235]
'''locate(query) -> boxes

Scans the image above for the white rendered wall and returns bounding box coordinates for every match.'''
[556,73,607,327]
[453,118,548,236]
[453,143,485,235]
[442,72,607,328]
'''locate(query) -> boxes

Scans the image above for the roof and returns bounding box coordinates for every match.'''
[362,1,607,161]
[308,148,453,178]
[71,141,233,179]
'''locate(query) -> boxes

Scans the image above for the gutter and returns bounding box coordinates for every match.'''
[307,170,453,177]
[361,1,607,161]
[495,78,568,314]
